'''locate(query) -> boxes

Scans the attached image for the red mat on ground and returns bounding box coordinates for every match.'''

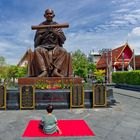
[22,120,95,137]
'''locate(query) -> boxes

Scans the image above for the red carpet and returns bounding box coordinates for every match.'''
[22,120,95,137]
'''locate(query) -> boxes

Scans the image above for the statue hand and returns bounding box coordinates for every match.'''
[52,28,60,36]
[48,27,53,32]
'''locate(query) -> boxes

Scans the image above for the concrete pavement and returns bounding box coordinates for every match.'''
[113,87,140,99]
[0,88,140,140]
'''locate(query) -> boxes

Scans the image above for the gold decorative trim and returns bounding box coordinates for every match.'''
[0,84,6,110]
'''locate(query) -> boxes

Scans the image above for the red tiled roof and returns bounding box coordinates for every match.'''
[96,43,133,69]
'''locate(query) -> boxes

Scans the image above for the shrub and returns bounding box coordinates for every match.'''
[112,70,140,85]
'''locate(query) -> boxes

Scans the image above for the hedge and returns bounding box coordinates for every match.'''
[112,70,140,85]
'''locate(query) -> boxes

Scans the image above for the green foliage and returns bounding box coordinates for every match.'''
[72,50,88,78]
[0,56,27,87]
[0,56,6,67]
[0,66,9,80]
[94,70,105,83]
[94,69,105,77]
[7,65,27,79]
[35,81,69,90]
[0,56,7,82]
[112,70,140,85]
[72,50,96,78]
[88,62,96,74]
[6,65,27,85]
[7,65,19,79]
[16,66,27,78]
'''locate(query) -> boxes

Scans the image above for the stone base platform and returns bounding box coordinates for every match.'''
[6,88,92,110]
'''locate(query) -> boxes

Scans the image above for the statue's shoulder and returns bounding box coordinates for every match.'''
[39,21,46,25]
[53,21,58,24]
[39,21,58,25]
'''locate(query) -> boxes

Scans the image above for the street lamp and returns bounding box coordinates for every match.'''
[122,52,124,71]
[133,49,136,70]
[99,48,112,83]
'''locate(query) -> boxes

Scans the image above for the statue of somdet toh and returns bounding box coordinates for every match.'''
[28,9,72,77]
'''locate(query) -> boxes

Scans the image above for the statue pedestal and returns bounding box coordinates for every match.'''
[18,77,83,86]
[14,77,92,110]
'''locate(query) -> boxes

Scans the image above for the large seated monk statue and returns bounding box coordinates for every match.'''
[28,9,72,77]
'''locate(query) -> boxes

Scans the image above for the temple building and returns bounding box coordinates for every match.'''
[96,43,136,71]
[130,55,140,70]
[95,42,140,83]
[17,49,32,67]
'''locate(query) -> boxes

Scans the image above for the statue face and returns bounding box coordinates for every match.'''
[45,11,54,21]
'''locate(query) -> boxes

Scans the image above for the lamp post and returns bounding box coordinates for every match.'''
[133,49,136,70]
[122,52,124,71]
[99,48,112,83]
[109,49,112,83]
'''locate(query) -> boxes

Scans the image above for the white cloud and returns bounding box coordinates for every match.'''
[65,31,129,55]
[0,19,35,65]
[115,9,129,13]
[0,39,30,65]
[95,0,140,31]
[128,27,140,37]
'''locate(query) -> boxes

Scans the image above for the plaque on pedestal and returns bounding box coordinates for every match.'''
[92,84,107,107]
[70,84,84,108]
[20,85,35,109]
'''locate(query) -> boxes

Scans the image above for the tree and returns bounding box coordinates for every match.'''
[16,66,27,78]
[88,62,96,78]
[0,55,27,86]
[7,65,27,85]
[7,65,18,85]
[0,56,7,82]
[72,50,97,78]
[72,50,89,78]
[0,66,9,82]
[0,56,6,67]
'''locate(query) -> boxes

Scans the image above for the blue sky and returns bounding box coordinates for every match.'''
[0,0,140,64]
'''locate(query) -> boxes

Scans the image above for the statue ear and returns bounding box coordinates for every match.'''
[44,14,46,18]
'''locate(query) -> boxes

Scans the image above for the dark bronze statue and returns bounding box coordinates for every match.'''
[28,9,72,77]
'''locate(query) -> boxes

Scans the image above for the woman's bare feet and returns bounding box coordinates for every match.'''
[57,127,62,134]
[58,129,62,134]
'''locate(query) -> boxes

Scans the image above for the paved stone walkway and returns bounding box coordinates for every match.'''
[0,88,140,140]
[113,87,140,99]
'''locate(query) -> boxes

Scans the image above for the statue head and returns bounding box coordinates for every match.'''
[44,9,55,21]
